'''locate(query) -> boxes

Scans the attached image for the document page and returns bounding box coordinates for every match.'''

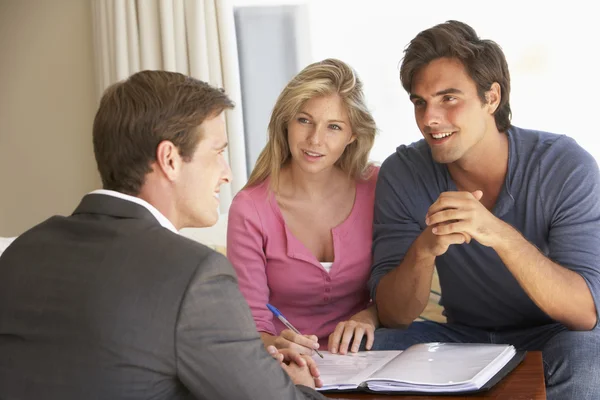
[314,350,402,391]
[366,343,516,392]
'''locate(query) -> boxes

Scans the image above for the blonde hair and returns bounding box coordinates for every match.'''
[244,58,377,190]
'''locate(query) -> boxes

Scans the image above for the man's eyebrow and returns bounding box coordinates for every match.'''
[410,88,464,101]
[434,88,464,96]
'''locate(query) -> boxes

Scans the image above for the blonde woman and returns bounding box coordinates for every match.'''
[227,58,380,356]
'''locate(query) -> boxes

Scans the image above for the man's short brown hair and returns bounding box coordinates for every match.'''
[93,70,234,195]
[400,20,512,132]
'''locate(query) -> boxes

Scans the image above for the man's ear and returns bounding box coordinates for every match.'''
[155,140,181,181]
[486,82,501,114]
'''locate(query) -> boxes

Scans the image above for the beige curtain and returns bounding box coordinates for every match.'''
[91,0,247,213]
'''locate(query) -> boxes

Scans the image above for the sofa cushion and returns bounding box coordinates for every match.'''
[418,267,446,323]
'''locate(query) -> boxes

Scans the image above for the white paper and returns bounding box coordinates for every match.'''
[313,350,402,391]
[313,343,516,393]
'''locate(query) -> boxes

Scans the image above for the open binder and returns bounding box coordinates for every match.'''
[314,342,525,394]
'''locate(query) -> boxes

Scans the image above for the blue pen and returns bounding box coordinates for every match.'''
[267,303,324,358]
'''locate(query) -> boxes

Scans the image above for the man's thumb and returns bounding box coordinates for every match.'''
[472,190,483,200]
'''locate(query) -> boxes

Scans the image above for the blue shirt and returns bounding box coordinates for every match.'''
[369,126,600,329]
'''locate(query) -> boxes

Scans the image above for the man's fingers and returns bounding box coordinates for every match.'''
[427,191,482,217]
[291,353,306,366]
[266,345,278,356]
[432,220,468,236]
[303,356,320,378]
[266,345,286,364]
[440,233,467,246]
[426,209,464,226]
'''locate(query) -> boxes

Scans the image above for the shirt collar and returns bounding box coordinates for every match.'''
[89,189,178,233]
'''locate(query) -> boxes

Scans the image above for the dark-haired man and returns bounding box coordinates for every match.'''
[370,21,600,399]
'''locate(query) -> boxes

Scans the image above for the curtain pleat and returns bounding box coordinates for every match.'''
[137,0,161,70]
[113,0,130,80]
[125,0,140,74]
[158,0,177,72]
[173,0,189,74]
[216,0,246,196]
[186,0,210,80]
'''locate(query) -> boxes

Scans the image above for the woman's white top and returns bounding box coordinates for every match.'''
[320,262,333,273]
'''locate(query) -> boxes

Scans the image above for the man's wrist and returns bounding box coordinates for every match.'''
[411,233,437,265]
[489,220,522,253]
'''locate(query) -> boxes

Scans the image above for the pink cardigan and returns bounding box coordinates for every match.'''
[227,168,378,348]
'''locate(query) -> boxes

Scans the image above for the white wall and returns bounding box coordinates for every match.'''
[233,0,600,165]
[2,0,594,237]
[305,0,599,163]
[0,0,99,236]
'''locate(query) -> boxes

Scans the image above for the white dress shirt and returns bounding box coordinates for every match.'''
[89,189,178,234]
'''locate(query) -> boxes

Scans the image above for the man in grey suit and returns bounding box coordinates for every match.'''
[0,71,327,400]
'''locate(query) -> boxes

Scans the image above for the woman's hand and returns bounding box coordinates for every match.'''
[262,330,321,355]
[327,305,379,354]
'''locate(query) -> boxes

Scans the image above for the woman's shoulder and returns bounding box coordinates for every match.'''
[231,179,272,210]
[351,164,379,207]
[358,163,380,187]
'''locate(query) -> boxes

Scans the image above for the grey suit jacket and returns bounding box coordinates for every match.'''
[0,194,327,400]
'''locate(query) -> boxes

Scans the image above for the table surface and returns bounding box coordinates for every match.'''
[322,351,546,400]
